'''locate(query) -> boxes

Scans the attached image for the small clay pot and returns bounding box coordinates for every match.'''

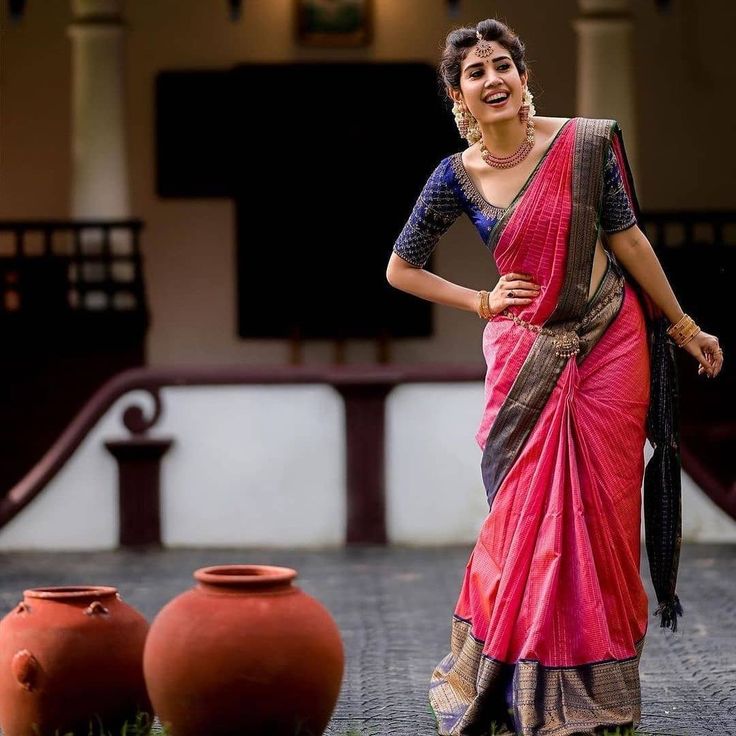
[143,564,344,736]
[0,586,151,736]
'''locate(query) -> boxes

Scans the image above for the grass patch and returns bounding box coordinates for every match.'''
[339,726,644,736]
[27,714,647,736]
[31,712,161,736]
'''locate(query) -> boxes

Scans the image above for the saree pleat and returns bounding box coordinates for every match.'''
[430,119,659,736]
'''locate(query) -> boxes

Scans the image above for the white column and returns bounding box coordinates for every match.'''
[574,0,638,178]
[68,0,129,220]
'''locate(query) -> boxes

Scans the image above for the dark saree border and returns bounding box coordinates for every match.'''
[430,615,644,736]
[485,118,576,254]
[480,118,621,509]
[480,256,625,508]
[477,118,683,632]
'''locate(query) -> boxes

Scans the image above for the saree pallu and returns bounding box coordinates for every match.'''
[429,119,679,736]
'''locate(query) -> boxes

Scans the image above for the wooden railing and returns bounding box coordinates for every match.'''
[0,212,733,538]
[0,219,149,495]
[0,364,486,545]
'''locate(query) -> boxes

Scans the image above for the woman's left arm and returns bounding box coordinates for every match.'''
[607,224,724,378]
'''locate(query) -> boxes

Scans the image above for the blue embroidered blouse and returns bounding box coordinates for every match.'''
[392,142,637,269]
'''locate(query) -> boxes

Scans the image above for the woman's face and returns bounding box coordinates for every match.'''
[454,43,527,126]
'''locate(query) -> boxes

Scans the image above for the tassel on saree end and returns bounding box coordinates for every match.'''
[654,595,684,632]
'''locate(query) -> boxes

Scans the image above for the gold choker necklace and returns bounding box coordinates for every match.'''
[480,117,535,169]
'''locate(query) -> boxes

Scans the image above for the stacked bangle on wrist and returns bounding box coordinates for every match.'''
[477,290,495,321]
[666,313,700,347]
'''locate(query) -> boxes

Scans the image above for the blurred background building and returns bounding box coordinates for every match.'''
[0,0,733,549]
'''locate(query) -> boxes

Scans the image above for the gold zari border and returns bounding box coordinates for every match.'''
[430,617,644,736]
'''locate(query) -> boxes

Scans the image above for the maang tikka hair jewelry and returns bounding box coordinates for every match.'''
[475,30,494,57]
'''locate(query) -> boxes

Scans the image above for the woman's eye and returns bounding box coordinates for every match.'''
[470,71,482,78]
[497,64,511,71]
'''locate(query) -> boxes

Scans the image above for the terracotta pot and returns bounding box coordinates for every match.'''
[0,586,151,736]
[143,564,344,736]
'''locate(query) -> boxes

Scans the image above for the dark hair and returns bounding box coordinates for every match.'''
[438,18,528,95]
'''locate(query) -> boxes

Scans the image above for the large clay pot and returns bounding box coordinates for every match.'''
[143,564,344,736]
[0,586,151,736]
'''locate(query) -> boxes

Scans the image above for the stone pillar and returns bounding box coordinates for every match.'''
[68,0,129,220]
[574,0,638,178]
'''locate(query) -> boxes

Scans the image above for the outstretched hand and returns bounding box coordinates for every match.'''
[683,330,723,378]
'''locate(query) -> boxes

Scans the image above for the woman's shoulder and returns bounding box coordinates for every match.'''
[533,115,574,134]
[414,153,464,201]
[534,115,619,132]
[571,116,622,135]
[426,152,462,184]
[559,117,625,152]
[438,151,462,168]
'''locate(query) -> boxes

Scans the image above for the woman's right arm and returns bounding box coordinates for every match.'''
[386,158,538,316]
[386,253,539,315]
[386,253,481,313]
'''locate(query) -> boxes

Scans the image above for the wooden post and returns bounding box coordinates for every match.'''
[105,437,173,547]
[336,382,393,544]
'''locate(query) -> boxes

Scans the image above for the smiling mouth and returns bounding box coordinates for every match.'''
[484,93,510,106]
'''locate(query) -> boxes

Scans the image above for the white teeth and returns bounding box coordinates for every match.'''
[486,93,509,103]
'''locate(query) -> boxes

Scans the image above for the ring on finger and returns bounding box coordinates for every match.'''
[509,290,515,299]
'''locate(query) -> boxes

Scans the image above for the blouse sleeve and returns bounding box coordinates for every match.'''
[392,158,464,268]
[600,142,637,234]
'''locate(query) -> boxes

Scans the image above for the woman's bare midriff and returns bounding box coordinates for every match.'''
[588,237,609,302]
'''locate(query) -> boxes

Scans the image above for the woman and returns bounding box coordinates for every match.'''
[385,18,724,736]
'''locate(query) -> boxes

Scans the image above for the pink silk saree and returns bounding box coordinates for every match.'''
[429,119,682,736]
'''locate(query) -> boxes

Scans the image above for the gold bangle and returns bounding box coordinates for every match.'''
[667,313,689,334]
[667,314,698,343]
[666,313,701,348]
[481,291,492,320]
[480,290,497,320]
[477,290,492,320]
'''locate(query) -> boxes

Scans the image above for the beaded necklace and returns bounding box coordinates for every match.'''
[479,116,535,169]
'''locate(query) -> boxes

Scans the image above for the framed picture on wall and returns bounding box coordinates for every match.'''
[295,0,372,47]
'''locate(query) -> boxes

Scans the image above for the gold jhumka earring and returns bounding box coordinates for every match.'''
[452,100,482,145]
[519,86,536,121]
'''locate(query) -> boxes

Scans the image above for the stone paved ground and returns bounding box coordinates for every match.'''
[0,543,733,736]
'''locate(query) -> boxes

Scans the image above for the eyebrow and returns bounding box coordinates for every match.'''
[463,55,511,72]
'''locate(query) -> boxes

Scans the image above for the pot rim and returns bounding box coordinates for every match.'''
[194,564,297,588]
[23,586,118,600]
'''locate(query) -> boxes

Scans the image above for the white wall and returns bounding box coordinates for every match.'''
[0,383,733,550]
[0,385,346,550]
[386,383,489,544]
[385,384,736,546]
[157,386,346,547]
[644,443,736,544]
